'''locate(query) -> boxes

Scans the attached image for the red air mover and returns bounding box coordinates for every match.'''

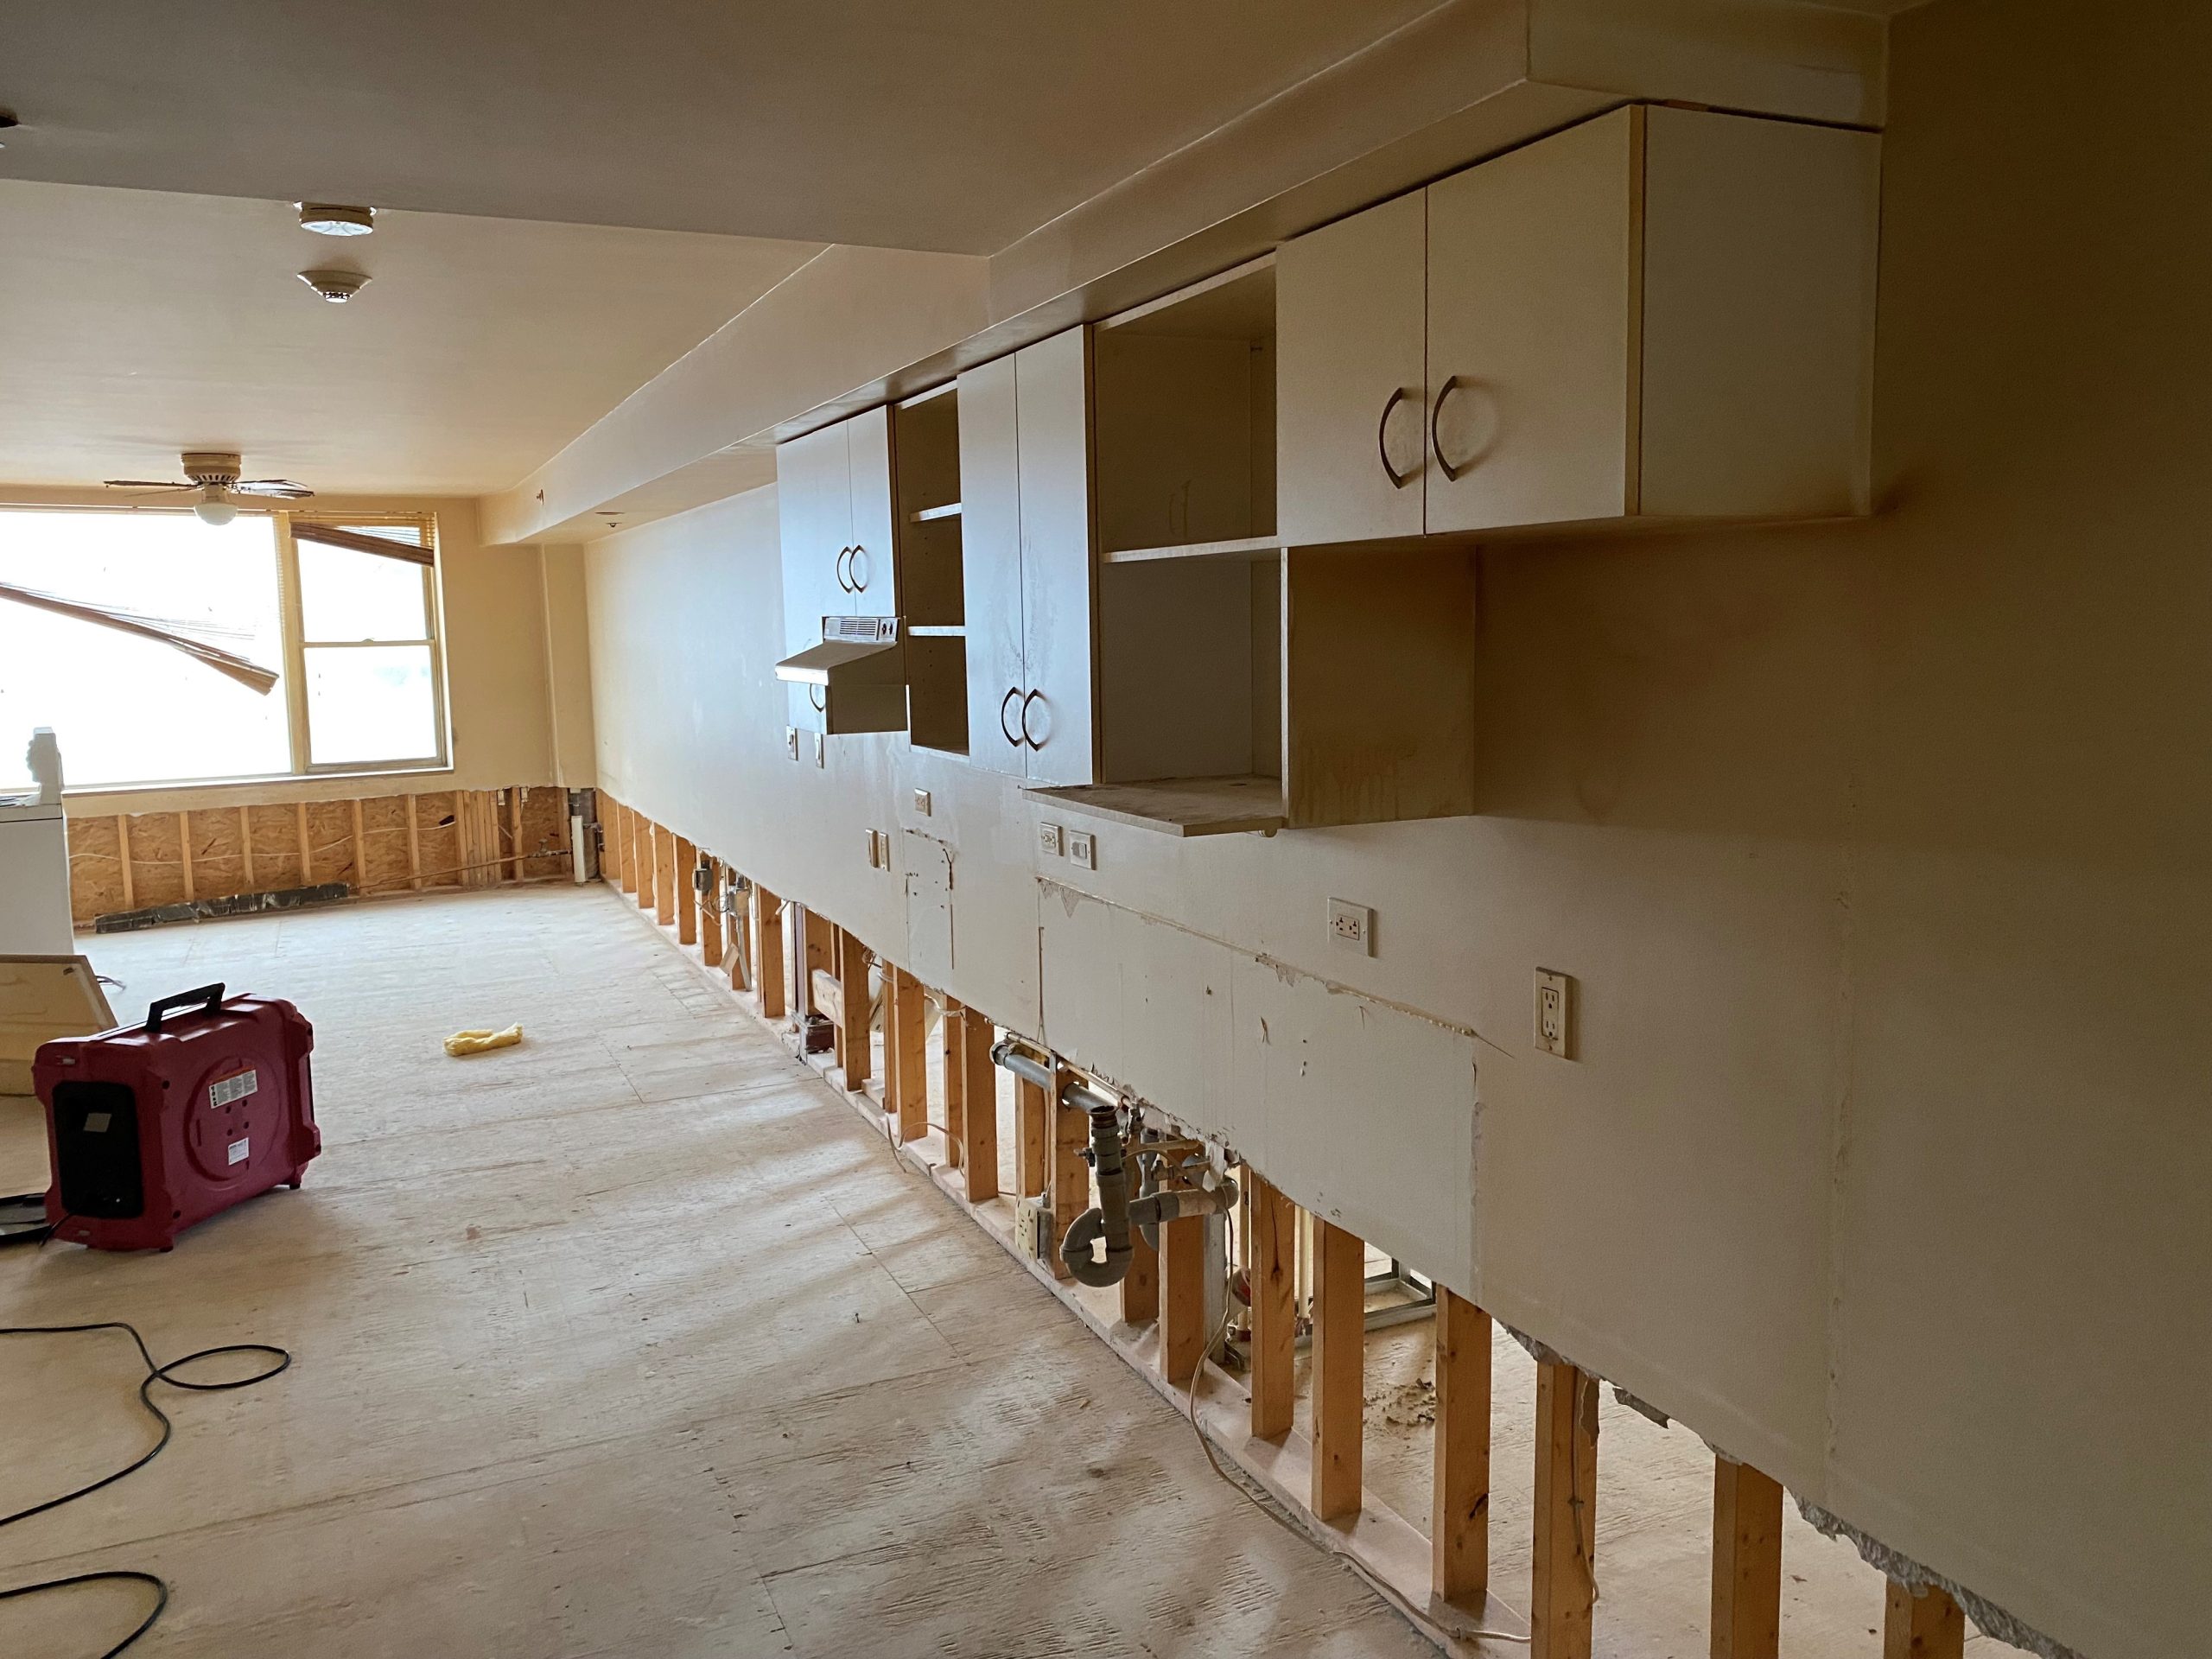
[33,983,321,1252]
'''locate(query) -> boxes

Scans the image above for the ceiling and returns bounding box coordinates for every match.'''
[0,180,819,494]
[0,0,1439,253]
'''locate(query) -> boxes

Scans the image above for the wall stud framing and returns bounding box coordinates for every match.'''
[507,787,524,882]
[941,1000,966,1169]
[673,836,697,942]
[753,884,785,1019]
[1310,1217,1367,1522]
[177,811,196,901]
[1160,1209,1206,1382]
[636,819,655,911]
[406,795,423,891]
[1882,1583,1965,1659]
[655,827,677,927]
[350,799,366,888]
[1047,1066,1089,1283]
[1433,1288,1493,1611]
[1249,1173,1298,1440]
[296,801,313,881]
[837,930,872,1090]
[700,857,724,968]
[890,964,927,1141]
[115,817,134,910]
[958,1010,1000,1203]
[1710,1458,1784,1659]
[1532,1359,1600,1659]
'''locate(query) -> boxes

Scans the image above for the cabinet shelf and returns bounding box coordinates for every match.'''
[1025,775,1286,837]
[1102,532,1283,566]
[908,501,962,524]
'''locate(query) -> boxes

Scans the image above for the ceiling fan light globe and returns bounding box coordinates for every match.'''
[194,490,239,527]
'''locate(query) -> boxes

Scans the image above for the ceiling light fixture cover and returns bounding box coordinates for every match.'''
[194,488,239,527]
[297,269,371,303]
[298,201,375,236]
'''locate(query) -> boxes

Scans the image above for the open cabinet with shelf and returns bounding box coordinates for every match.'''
[893,383,968,754]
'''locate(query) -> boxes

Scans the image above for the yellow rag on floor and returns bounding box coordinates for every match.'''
[443,1024,523,1058]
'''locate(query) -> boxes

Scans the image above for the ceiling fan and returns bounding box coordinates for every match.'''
[103,451,315,526]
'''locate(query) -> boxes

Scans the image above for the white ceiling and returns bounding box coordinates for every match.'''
[0,1,1438,253]
[0,180,819,494]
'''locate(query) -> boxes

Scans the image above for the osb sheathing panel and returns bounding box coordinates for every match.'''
[305,801,357,887]
[519,786,569,879]
[191,807,247,902]
[415,791,462,888]
[357,797,415,893]
[245,804,306,893]
[64,817,128,919]
[123,811,187,909]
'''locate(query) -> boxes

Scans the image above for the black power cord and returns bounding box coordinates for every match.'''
[0,1321,291,1657]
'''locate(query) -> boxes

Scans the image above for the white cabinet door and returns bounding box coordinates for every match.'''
[843,405,899,613]
[1014,327,1098,788]
[1424,106,1638,535]
[777,419,851,729]
[1276,189,1428,545]
[957,353,1028,779]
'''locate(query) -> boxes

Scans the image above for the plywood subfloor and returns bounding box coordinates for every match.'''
[0,887,1433,1659]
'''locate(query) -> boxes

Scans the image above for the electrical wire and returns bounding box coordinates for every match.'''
[0,1321,290,1656]
[1179,1301,1531,1646]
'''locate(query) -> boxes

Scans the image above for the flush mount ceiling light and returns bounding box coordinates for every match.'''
[297,201,375,236]
[297,268,371,303]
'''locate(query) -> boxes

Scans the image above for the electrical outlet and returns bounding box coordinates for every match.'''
[1535,969,1573,1058]
[785,727,800,762]
[865,828,882,868]
[1328,899,1375,957]
[1038,821,1065,860]
[1066,830,1096,870]
[912,788,932,817]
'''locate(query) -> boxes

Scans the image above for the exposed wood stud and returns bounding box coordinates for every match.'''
[507,787,524,883]
[959,1010,1001,1204]
[700,857,724,968]
[178,812,196,902]
[1532,1358,1600,1659]
[618,805,639,894]
[406,796,423,892]
[890,964,926,1141]
[296,800,313,883]
[753,884,785,1019]
[1433,1288,1494,1610]
[1310,1217,1366,1522]
[636,819,655,912]
[1015,1072,1049,1198]
[115,817,134,910]
[673,836,696,943]
[941,1000,965,1169]
[1048,1067,1089,1283]
[1710,1458,1783,1659]
[655,828,677,927]
[1882,1583,1965,1659]
[238,806,256,888]
[349,798,365,888]
[1160,1211,1206,1382]
[1249,1173,1298,1440]
[837,930,871,1090]
[1120,1207,1159,1325]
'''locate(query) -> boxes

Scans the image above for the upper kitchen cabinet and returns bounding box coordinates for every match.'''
[957,327,1099,788]
[775,404,906,735]
[1278,105,1881,544]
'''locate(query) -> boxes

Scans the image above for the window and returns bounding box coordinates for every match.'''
[0,508,446,792]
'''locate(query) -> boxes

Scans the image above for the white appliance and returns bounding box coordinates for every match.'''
[0,800,74,955]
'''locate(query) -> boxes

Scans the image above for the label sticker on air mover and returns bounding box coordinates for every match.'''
[210,1070,258,1109]
[227,1137,251,1166]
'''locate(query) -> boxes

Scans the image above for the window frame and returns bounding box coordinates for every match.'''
[276,511,450,777]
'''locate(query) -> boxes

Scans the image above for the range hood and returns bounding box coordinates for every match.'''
[775,615,908,734]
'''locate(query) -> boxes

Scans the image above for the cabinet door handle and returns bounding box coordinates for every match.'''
[1019,690,1044,750]
[835,546,854,593]
[808,683,826,713]
[1378,386,1413,489]
[1430,375,1471,483]
[1000,687,1024,748]
[848,543,870,593]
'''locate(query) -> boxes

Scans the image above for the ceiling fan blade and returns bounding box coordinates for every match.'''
[234,480,315,499]
[102,480,194,490]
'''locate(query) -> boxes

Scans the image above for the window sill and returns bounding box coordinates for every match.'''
[59,764,459,816]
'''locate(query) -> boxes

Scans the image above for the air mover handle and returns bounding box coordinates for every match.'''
[144,983,227,1035]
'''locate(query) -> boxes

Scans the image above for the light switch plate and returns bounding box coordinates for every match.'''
[1328,899,1374,957]
[912,789,932,817]
[1066,830,1096,870]
[1535,969,1573,1058]
[785,727,800,762]
[1038,821,1065,860]
[865,828,883,868]
[812,734,827,769]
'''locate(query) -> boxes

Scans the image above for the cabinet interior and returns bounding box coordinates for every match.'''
[893,383,969,755]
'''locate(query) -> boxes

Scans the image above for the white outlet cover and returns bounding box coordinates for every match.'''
[1067,830,1096,870]
[1535,969,1573,1058]
[785,727,800,761]
[912,788,932,817]
[812,734,827,769]
[1328,899,1375,957]
[1038,821,1065,859]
